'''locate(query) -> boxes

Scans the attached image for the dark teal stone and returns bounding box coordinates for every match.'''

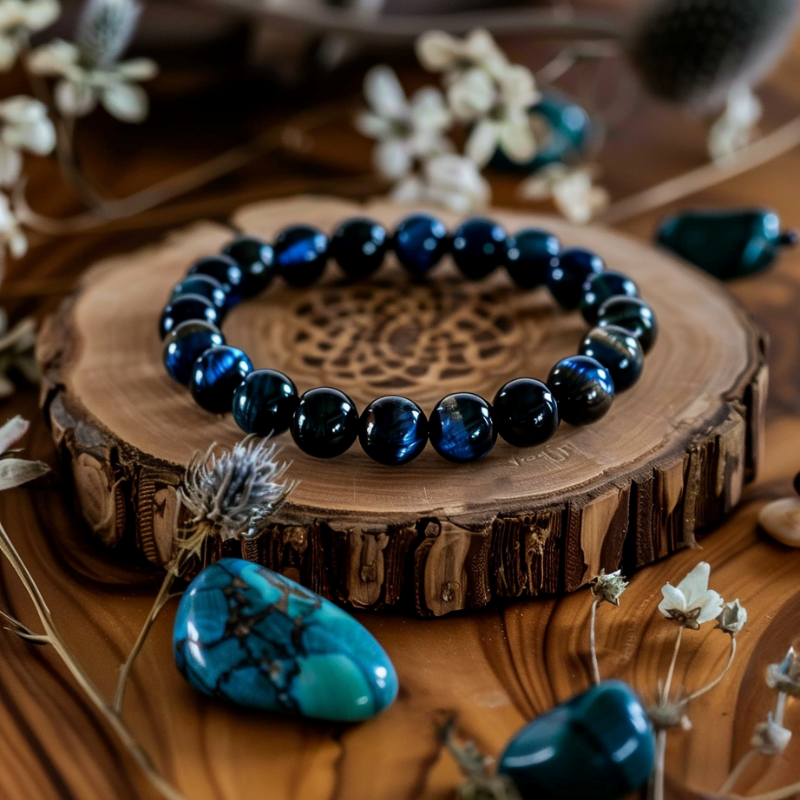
[579,325,644,392]
[188,255,244,309]
[492,378,559,448]
[597,297,658,354]
[171,275,228,312]
[190,346,252,413]
[232,369,298,436]
[173,558,398,721]
[429,392,496,463]
[393,213,449,275]
[451,217,507,280]
[505,228,561,289]
[498,680,655,800]
[359,395,428,466]
[330,217,388,279]
[163,320,225,385]
[159,294,219,340]
[548,355,615,425]
[274,224,329,286]
[656,208,797,280]
[291,387,359,458]
[222,236,275,297]
[580,271,639,325]
[547,248,605,309]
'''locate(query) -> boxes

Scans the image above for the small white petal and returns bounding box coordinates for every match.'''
[0,145,22,186]
[116,57,158,81]
[676,562,712,606]
[0,36,20,72]
[497,115,536,163]
[447,68,494,122]
[658,584,687,618]
[498,64,539,109]
[9,228,27,258]
[0,457,49,490]
[100,81,148,122]
[363,65,409,122]
[465,118,499,168]
[0,415,29,453]
[27,39,78,76]
[374,138,412,180]
[354,111,393,140]
[415,29,460,72]
[24,0,60,30]
[696,589,724,624]
[389,174,425,205]
[409,86,451,133]
[55,79,96,116]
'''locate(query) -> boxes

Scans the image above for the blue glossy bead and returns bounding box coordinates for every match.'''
[232,369,298,436]
[222,236,275,297]
[580,270,639,324]
[393,213,449,275]
[190,345,252,413]
[597,296,658,354]
[330,217,388,279]
[291,387,359,458]
[274,224,329,286]
[188,255,244,309]
[505,228,561,289]
[159,294,219,340]
[163,320,225,385]
[359,396,428,466]
[498,680,655,800]
[173,558,398,721]
[547,248,605,308]
[429,392,496,463]
[548,356,615,426]
[451,218,507,280]
[492,378,559,447]
[170,275,228,312]
[579,325,644,392]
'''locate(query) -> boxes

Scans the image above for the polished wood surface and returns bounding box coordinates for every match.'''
[2,25,800,800]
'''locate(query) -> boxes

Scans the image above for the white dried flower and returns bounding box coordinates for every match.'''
[0,96,55,187]
[356,65,452,181]
[709,84,762,162]
[766,646,800,697]
[752,713,792,756]
[180,436,292,541]
[519,163,609,225]
[0,309,37,398]
[716,599,747,636]
[590,569,628,606]
[392,152,490,214]
[0,415,49,490]
[28,0,157,122]
[0,191,26,264]
[0,0,60,71]
[416,28,508,82]
[656,561,724,630]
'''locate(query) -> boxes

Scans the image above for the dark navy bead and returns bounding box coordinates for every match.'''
[274,224,329,286]
[492,378,559,447]
[547,356,615,426]
[579,270,639,324]
[451,218,507,280]
[188,255,244,309]
[359,396,428,466]
[222,236,275,297]
[505,228,561,289]
[498,680,655,800]
[171,275,227,312]
[393,213,448,275]
[232,369,298,437]
[159,294,219,340]
[579,325,644,392]
[597,296,658,353]
[547,248,605,308]
[190,346,252,414]
[429,392,496,463]
[329,217,388,279]
[291,387,359,458]
[163,320,225,385]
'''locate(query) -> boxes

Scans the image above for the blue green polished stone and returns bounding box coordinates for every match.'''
[656,208,797,280]
[499,680,655,800]
[173,558,399,721]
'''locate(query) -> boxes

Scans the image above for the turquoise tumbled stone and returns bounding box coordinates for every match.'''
[173,558,398,721]
[656,208,797,280]
[498,680,655,800]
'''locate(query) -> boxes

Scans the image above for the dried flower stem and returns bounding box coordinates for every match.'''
[735,782,800,800]
[684,636,737,704]
[718,749,758,796]
[662,625,684,703]
[589,597,601,686]
[0,519,185,800]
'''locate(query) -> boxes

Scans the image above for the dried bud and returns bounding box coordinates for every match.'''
[716,599,747,636]
[752,713,792,755]
[766,646,800,697]
[647,700,691,731]
[590,569,628,606]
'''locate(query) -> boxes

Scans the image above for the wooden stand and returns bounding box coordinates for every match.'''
[37,196,767,616]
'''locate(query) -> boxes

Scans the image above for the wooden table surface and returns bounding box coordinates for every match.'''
[2,23,800,800]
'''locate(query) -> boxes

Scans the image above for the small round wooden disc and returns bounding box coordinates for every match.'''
[37,196,766,616]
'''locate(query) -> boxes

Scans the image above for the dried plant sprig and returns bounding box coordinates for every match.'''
[587,568,628,685]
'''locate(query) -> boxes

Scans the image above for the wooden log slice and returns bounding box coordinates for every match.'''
[36,195,767,616]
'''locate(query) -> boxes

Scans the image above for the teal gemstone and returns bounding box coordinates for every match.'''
[173,558,398,721]
[656,208,797,280]
[499,680,655,800]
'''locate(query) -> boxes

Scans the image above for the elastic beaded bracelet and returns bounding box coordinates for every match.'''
[160,213,658,466]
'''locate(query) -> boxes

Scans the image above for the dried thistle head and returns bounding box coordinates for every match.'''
[766,646,800,697]
[179,436,293,542]
[590,568,628,606]
[76,0,141,67]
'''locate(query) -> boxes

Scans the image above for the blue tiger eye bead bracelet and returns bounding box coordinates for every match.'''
[159,213,658,466]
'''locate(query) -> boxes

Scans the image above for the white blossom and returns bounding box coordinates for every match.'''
[391,153,490,214]
[416,28,509,82]
[0,96,55,186]
[356,64,452,180]
[709,84,762,162]
[0,191,26,262]
[716,599,747,636]
[519,163,609,225]
[657,561,724,630]
[0,0,60,71]
[752,713,792,756]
